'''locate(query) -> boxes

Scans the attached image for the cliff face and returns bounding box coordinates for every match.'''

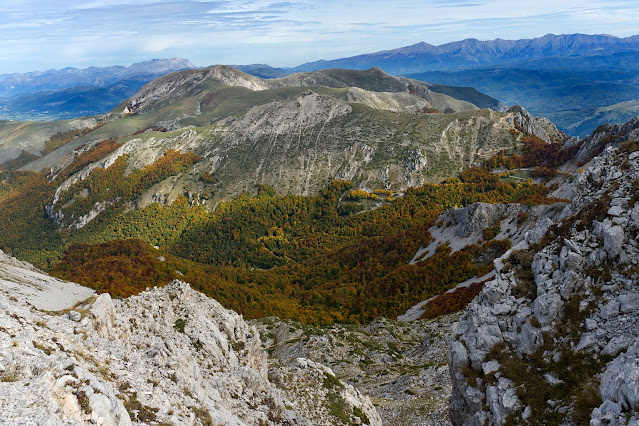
[449,136,639,424]
[45,99,556,230]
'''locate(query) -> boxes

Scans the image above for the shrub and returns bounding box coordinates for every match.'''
[323,372,343,389]
[516,211,530,224]
[482,220,501,241]
[174,318,187,333]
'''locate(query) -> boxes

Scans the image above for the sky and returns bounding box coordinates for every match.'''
[1,0,639,73]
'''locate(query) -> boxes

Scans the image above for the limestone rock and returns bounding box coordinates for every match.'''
[255,314,456,425]
[593,339,639,425]
[89,293,115,338]
[449,141,639,424]
[604,225,625,259]
[0,280,382,425]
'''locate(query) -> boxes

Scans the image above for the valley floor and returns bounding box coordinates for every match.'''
[254,313,460,425]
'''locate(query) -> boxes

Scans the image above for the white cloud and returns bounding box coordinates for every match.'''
[0,0,638,72]
[141,35,191,52]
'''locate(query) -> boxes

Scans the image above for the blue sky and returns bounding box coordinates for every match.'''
[1,0,638,73]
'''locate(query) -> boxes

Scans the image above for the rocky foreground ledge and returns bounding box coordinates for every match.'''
[449,142,639,425]
[0,280,381,425]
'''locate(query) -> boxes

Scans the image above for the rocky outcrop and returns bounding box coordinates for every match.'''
[594,340,639,423]
[508,105,566,143]
[410,201,563,266]
[342,87,431,112]
[270,358,382,426]
[449,142,639,424]
[571,116,639,166]
[0,280,381,424]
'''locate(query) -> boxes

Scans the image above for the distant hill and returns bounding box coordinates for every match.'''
[0,58,195,121]
[236,34,639,137]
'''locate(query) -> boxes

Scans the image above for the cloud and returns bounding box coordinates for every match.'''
[438,3,483,7]
[0,0,638,72]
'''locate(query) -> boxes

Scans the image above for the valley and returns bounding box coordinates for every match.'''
[0,66,566,325]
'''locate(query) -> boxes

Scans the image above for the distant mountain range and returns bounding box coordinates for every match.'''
[0,58,194,120]
[0,58,195,97]
[237,34,639,137]
[291,33,639,74]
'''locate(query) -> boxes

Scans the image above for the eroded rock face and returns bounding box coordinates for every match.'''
[0,280,381,425]
[594,340,639,423]
[449,143,639,425]
[410,201,563,266]
[0,249,95,310]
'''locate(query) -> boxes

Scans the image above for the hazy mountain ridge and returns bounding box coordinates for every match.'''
[293,34,639,74]
[0,58,195,121]
[0,82,147,122]
[406,65,639,138]
[0,58,195,97]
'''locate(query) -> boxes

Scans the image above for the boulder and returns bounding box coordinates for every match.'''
[631,205,639,230]
[599,340,639,412]
[90,294,115,338]
[604,225,625,259]
[533,293,562,326]
[619,294,639,314]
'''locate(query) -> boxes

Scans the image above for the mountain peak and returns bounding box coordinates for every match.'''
[124,57,195,76]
